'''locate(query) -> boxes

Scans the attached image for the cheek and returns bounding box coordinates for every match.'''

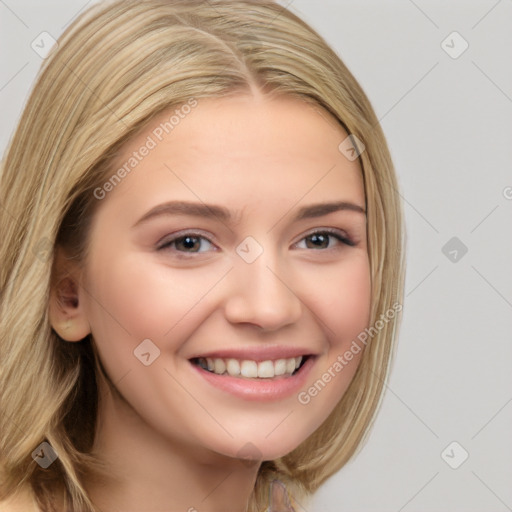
[326,255,371,383]
[294,254,371,417]
[303,252,372,342]
[331,261,371,339]
[82,252,231,362]
[94,257,206,328]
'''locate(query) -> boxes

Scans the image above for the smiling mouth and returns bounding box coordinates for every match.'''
[190,355,309,379]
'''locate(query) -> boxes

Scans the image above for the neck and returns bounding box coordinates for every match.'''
[83,381,260,512]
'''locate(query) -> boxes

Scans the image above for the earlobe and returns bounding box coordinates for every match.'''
[49,249,91,342]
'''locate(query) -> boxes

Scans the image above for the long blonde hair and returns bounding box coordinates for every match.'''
[0,1,405,510]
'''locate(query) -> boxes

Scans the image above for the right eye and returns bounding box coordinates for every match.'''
[157,232,217,255]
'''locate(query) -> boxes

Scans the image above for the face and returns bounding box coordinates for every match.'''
[78,93,370,462]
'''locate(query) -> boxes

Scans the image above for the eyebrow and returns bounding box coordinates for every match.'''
[132,200,366,228]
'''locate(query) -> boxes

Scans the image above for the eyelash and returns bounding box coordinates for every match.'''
[157,228,356,255]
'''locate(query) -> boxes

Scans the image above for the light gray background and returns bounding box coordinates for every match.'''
[1,1,511,511]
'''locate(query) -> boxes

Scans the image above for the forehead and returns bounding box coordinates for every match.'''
[98,94,365,220]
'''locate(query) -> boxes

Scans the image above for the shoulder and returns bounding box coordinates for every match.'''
[0,488,39,512]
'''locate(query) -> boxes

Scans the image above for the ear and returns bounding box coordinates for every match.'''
[49,246,91,342]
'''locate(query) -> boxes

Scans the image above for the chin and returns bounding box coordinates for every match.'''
[209,432,306,464]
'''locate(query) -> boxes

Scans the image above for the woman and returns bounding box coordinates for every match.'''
[0,1,405,510]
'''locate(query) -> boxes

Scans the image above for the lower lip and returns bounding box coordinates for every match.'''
[190,357,315,401]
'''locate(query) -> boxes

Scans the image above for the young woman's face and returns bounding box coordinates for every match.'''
[80,94,370,462]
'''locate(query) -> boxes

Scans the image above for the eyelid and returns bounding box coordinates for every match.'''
[293,227,356,247]
[156,229,218,250]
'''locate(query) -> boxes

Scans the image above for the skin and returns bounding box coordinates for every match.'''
[49,92,371,512]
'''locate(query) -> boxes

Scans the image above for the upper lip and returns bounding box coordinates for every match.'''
[188,346,315,362]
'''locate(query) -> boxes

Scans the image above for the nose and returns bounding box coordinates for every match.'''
[223,252,302,332]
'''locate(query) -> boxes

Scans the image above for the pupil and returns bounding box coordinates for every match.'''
[307,234,328,249]
[179,236,199,251]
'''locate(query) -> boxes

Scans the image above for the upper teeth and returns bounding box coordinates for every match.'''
[196,356,303,378]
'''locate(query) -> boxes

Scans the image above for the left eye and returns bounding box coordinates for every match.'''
[295,230,354,249]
